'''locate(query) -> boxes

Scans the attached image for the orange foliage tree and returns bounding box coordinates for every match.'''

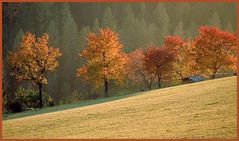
[77,28,128,97]
[194,26,237,78]
[144,44,176,88]
[128,49,155,90]
[7,32,62,108]
[164,35,196,82]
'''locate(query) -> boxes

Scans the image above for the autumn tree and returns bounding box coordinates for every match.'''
[7,32,62,108]
[128,49,155,90]
[163,35,196,82]
[77,28,128,97]
[194,26,237,78]
[144,44,176,88]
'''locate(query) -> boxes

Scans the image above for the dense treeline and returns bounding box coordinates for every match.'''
[3,2,236,112]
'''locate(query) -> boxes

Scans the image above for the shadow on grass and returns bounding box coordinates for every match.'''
[3,90,147,121]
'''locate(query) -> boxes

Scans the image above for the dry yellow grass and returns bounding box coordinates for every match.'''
[3,76,237,139]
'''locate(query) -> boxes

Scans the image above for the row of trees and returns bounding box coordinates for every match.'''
[77,26,237,97]
[7,25,237,108]
[3,3,236,110]
[129,26,237,90]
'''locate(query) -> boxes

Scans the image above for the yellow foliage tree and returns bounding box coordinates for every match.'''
[77,28,128,97]
[7,32,62,108]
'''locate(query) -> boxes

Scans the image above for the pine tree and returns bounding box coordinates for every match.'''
[120,5,137,52]
[154,3,170,45]
[34,3,53,35]
[46,19,60,100]
[185,22,197,39]
[13,29,24,50]
[174,20,184,37]
[147,23,159,45]
[138,3,146,19]
[135,19,158,49]
[209,12,222,29]
[56,3,80,97]
[225,22,234,32]
[92,18,100,33]
[78,26,91,66]
[47,19,60,47]
[174,3,191,26]
[101,6,117,31]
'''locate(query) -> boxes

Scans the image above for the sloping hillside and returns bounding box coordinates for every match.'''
[3,76,237,139]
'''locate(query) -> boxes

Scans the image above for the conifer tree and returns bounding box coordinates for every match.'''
[209,12,222,29]
[92,18,100,33]
[154,3,170,45]
[101,6,117,31]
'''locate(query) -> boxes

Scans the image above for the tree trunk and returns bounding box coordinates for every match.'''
[212,66,220,79]
[38,83,43,108]
[147,84,152,90]
[157,74,161,88]
[104,79,109,97]
[212,73,216,79]
[146,82,151,90]
[211,69,218,79]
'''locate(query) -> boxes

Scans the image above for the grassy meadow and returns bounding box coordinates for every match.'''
[3,76,237,139]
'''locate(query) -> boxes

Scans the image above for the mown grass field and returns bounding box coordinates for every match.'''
[2,76,237,139]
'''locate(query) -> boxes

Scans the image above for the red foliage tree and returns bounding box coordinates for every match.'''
[194,26,237,78]
[127,49,155,90]
[144,44,176,88]
[164,35,196,82]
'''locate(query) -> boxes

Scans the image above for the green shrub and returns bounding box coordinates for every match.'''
[59,90,81,105]
[14,87,54,111]
[15,87,38,108]
[88,92,100,99]
[71,90,81,102]
[48,97,54,107]
[9,100,27,113]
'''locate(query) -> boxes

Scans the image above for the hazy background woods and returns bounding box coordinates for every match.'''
[3,2,236,104]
